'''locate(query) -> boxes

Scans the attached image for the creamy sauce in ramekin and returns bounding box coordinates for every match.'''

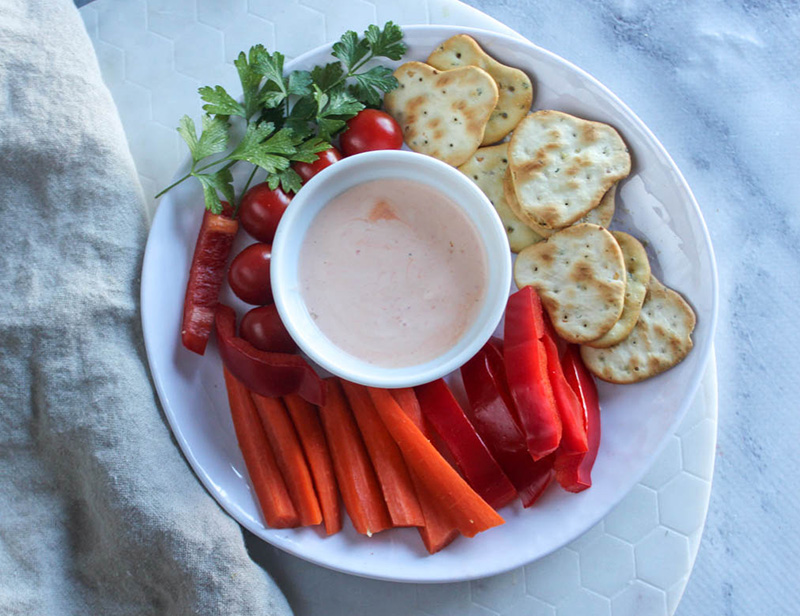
[299,179,488,368]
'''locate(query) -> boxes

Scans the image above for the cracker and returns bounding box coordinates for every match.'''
[458,144,543,252]
[514,223,626,343]
[583,231,650,348]
[503,168,616,237]
[384,61,498,166]
[508,110,631,229]
[580,276,696,383]
[427,34,534,145]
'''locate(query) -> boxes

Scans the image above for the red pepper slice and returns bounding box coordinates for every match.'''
[461,339,556,507]
[415,379,517,509]
[215,304,325,405]
[554,345,601,492]
[503,287,562,460]
[542,328,588,455]
[181,207,238,355]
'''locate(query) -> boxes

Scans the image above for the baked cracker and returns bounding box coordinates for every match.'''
[383,61,498,166]
[503,167,616,237]
[427,34,534,145]
[458,143,543,253]
[580,275,696,383]
[583,231,650,348]
[508,110,631,229]
[514,223,626,343]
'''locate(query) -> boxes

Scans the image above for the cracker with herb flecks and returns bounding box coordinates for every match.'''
[427,34,534,145]
[508,110,630,229]
[458,143,543,252]
[514,223,626,344]
[580,276,696,383]
[383,61,498,166]
[583,231,650,348]
[503,167,616,237]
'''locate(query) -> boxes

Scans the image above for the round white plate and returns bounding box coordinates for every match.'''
[141,24,718,583]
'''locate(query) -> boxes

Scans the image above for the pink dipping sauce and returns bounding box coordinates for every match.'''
[299,179,489,368]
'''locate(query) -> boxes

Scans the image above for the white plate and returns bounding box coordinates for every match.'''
[141,24,718,583]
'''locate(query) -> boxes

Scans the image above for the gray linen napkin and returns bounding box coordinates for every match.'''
[0,1,293,613]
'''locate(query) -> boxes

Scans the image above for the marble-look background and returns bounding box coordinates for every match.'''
[455,1,798,614]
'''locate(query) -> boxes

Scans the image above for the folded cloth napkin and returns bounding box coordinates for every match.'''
[0,1,293,613]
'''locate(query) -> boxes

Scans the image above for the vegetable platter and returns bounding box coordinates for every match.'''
[141,24,717,582]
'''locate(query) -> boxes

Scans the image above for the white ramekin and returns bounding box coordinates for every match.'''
[270,149,511,388]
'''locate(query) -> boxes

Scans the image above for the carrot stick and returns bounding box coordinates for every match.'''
[283,393,342,535]
[367,387,504,538]
[222,367,299,528]
[390,387,460,471]
[390,387,423,429]
[410,475,461,553]
[390,387,460,553]
[318,379,392,536]
[252,394,322,527]
[341,381,425,528]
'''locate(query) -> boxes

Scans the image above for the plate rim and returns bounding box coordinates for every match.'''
[141,23,719,583]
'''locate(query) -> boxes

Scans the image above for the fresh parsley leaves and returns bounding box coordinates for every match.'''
[157,22,407,212]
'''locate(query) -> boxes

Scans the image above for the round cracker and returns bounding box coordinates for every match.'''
[583,231,650,348]
[503,167,616,237]
[508,110,631,229]
[514,223,626,343]
[459,144,543,252]
[427,34,534,145]
[383,61,498,167]
[580,276,696,383]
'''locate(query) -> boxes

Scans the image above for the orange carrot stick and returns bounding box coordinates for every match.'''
[252,394,322,527]
[391,387,460,471]
[410,475,461,553]
[283,393,342,535]
[318,379,392,536]
[389,387,460,553]
[390,387,423,429]
[222,367,299,528]
[367,387,504,538]
[341,381,425,528]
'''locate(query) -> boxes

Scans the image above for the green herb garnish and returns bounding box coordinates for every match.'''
[156,22,407,213]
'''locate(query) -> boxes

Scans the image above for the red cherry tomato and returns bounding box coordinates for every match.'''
[228,243,273,306]
[339,109,403,156]
[240,304,297,353]
[238,183,291,243]
[292,146,342,183]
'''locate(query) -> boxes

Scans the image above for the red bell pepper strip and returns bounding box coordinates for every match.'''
[541,330,588,455]
[215,304,325,405]
[461,339,556,507]
[182,206,238,355]
[504,287,562,460]
[415,379,517,509]
[554,345,601,492]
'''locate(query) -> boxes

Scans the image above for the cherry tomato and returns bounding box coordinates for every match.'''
[228,243,273,306]
[238,183,291,243]
[339,109,403,156]
[239,304,297,353]
[291,146,342,183]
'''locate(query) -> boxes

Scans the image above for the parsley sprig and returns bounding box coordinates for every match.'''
[156,22,407,213]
